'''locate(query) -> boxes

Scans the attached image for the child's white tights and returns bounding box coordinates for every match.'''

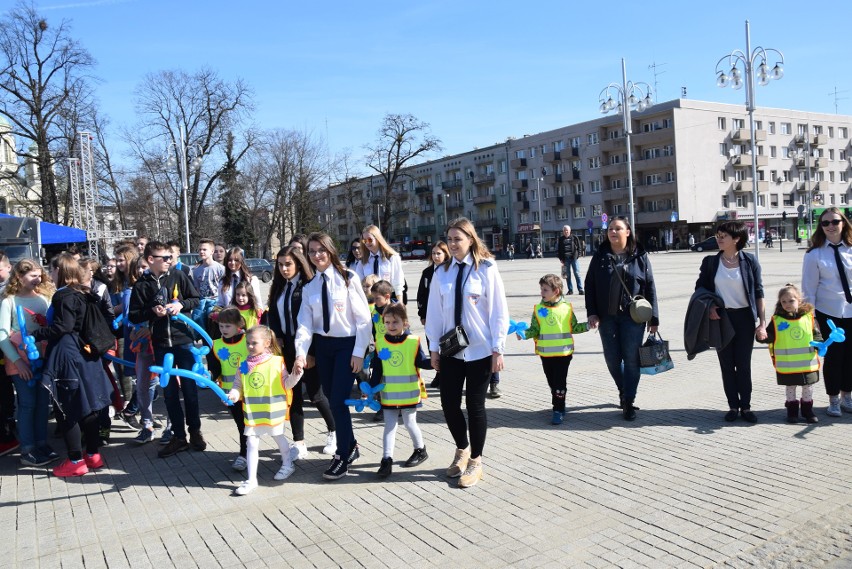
[382,408,423,458]
[786,385,814,401]
[246,433,291,484]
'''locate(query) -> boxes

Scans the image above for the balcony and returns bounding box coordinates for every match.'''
[441,179,463,190]
[604,188,629,201]
[544,173,563,185]
[446,201,463,211]
[474,219,496,230]
[510,158,527,169]
[518,200,531,211]
[812,133,828,146]
[600,137,626,152]
[635,154,675,172]
[795,156,806,168]
[732,154,769,168]
[601,161,628,177]
[545,195,576,208]
[415,184,433,194]
[733,180,770,193]
[473,173,496,185]
[473,194,495,205]
[511,179,529,189]
[635,181,676,199]
[417,224,436,235]
[572,168,581,180]
[731,128,767,143]
[543,151,562,162]
[632,127,673,145]
[420,204,434,213]
[814,157,827,169]
[636,210,675,224]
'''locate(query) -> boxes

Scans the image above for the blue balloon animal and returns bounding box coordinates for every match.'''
[508,319,529,339]
[150,352,233,406]
[171,311,214,347]
[810,318,846,358]
[345,381,385,412]
[16,305,43,387]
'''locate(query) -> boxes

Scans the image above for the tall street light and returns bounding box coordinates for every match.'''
[599,59,653,232]
[167,125,203,252]
[715,19,784,261]
[535,176,544,253]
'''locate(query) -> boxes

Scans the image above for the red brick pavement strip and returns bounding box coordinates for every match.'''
[3,250,852,568]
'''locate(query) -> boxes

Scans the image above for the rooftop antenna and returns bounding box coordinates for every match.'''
[648,61,667,100]
[828,86,849,114]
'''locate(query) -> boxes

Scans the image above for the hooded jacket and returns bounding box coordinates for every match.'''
[128,269,200,348]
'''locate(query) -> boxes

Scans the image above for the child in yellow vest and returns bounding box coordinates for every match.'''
[227,325,299,495]
[374,303,432,478]
[369,280,396,422]
[519,274,588,425]
[758,284,821,424]
[232,281,263,331]
[212,308,250,471]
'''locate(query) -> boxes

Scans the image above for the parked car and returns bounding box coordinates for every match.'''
[690,236,719,252]
[245,258,274,283]
[179,253,200,267]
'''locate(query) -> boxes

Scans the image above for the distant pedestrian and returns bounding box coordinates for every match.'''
[557,225,584,295]
[507,243,515,261]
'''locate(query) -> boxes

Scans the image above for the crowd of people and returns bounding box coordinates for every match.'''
[0,209,849,492]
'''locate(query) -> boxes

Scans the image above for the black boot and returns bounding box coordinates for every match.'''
[801,399,819,424]
[622,399,636,421]
[785,400,800,423]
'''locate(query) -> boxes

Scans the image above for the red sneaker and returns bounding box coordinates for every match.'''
[84,453,104,469]
[53,459,89,477]
[0,439,20,457]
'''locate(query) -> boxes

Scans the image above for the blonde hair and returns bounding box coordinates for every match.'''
[444,217,493,271]
[4,259,55,299]
[359,225,397,262]
[246,325,282,356]
[775,283,813,316]
[361,274,379,295]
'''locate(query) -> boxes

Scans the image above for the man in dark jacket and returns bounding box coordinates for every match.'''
[557,225,584,295]
[129,240,202,458]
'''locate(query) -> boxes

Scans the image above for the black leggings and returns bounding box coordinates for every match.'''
[541,355,572,412]
[439,355,491,459]
[229,402,247,457]
[815,311,852,396]
[282,335,335,442]
[63,412,100,461]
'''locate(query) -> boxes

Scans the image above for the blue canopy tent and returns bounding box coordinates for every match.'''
[0,213,87,244]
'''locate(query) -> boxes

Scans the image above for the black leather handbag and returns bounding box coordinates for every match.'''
[439,325,469,357]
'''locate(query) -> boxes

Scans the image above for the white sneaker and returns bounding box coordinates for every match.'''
[827,397,842,417]
[840,395,852,413]
[232,456,247,471]
[289,442,309,461]
[274,463,295,481]
[235,480,257,496]
[322,432,336,455]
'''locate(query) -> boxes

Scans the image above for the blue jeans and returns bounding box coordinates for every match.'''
[562,257,583,293]
[598,312,645,401]
[135,350,156,428]
[11,374,50,452]
[154,345,200,439]
[313,335,356,458]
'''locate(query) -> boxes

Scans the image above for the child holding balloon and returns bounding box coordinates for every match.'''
[517,273,588,425]
[227,325,299,495]
[213,307,249,470]
[0,259,55,466]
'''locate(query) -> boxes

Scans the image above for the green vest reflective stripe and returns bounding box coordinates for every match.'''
[376,335,422,407]
[242,356,288,427]
[371,305,387,338]
[240,308,260,331]
[212,337,249,391]
[772,314,819,374]
[534,302,575,357]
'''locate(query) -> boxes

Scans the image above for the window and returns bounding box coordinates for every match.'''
[662,118,672,128]
[499,160,507,173]
[770,194,778,207]
[782,147,790,158]
[467,189,473,201]
[500,183,507,195]
[587,133,599,145]
[757,195,766,207]
[570,136,581,148]
[588,157,600,169]
[783,193,793,206]
[757,145,764,156]
[768,122,776,134]
[842,194,849,205]
[515,150,525,159]
[733,118,745,129]
[572,206,586,219]
[840,127,848,138]
[540,144,548,154]
[829,149,835,160]
[780,123,791,135]
[543,209,552,222]
[532,211,539,222]
[798,124,807,135]
[830,194,836,205]
[842,150,848,161]
[722,195,729,208]
[666,172,674,183]
[555,140,565,151]
[589,180,601,193]
[734,170,745,181]
[813,125,823,135]
[783,170,791,182]
[770,170,777,182]
[830,172,835,183]
[613,204,626,215]
[502,206,508,219]
[721,169,728,182]
[529,147,536,158]
[611,179,622,190]
[592,204,603,217]
[718,117,726,130]
[770,146,777,158]
[829,126,835,138]
[574,182,584,194]
[842,171,849,183]
[755,121,762,130]
[645,174,662,185]
[719,143,728,156]
[556,207,568,220]
[736,195,746,208]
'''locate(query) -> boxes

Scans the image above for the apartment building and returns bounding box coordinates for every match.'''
[325,99,852,253]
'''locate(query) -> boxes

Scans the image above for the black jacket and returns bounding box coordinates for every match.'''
[33,287,114,345]
[416,264,435,321]
[694,251,764,323]
[584,241,659,326]
[683,288,735,359]
[128,269,200,348]
[268,277,309,340]
[557,234,582,261]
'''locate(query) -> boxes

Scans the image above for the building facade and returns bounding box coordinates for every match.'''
[325,99,852,253]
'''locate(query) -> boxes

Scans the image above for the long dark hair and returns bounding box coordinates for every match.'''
[608,216,637,255]
[308,232,349,285]
[220,246,252,293]
[269,245,315,306]
[808,207,852,250]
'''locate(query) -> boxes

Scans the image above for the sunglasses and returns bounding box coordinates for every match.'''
[821,219,843,227]
[151,254,173,261]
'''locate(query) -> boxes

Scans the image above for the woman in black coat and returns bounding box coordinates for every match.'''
[267,245,336,457]
[416,241,450,388]
[36,254,114,477]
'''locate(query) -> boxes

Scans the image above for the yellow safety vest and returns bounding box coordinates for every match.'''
[376,335,422,407]
[212,336,249,391]
[371,304,387,338]
[534,302,575,357]
[772,314,819,374]
[242,356,291,427]
[240,308,260,331]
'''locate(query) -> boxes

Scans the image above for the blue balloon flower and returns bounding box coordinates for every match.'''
[777,321,790,331]
[217,347,231,360]
[372,312,379,323]
[378,347,392,360]
[239,360,249,374]
[537,307,549,317]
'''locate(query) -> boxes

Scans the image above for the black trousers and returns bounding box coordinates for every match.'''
[541,355,572,412]
[815,311,852,396]
[439,355,491,459]
[0,365,15,440]
[229,402,247,457]
[282,334,335,442]
[717,308,756,410]
[62,412,100,461]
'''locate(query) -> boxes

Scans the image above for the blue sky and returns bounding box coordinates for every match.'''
[31,0,852,168]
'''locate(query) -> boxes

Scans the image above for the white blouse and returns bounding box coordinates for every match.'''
[355,252,405,299]
[802,242,852,319]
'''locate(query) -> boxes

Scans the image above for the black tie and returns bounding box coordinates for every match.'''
[372,254,379,275]
[321,274,330,333]
[283,281,293,336]
[829,243,852,304]
[454,261,465,327]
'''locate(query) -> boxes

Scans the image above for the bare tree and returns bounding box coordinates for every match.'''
[365,113,442,232]
[0,2,96,222]
[124,67,254,247]
[331,150,369,234]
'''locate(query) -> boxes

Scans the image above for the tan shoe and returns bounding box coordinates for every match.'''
[446,446,470,478]
[458,457,483,488]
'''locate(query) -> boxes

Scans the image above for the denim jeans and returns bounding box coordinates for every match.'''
[135,350,156,428]
[598,312,645,401]
[11,374,50,452]
[561,257,583,293]
[154,345,200,439]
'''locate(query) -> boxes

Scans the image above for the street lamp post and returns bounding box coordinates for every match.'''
[167,125,203,252]
[535,176,544,254]
[599,59,653,232]
[715,19,784,261]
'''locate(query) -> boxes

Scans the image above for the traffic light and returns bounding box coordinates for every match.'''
[781,211,787,220]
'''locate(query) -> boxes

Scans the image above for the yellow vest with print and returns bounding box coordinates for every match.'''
[242,356,290,427]
[370,304,386,338]
[772,314,819,374]
[239,308,260,331]
[376,335,422,407]
[212,336,248,391]
[534,302,575,357]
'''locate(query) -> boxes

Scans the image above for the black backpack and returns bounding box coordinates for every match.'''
[80,291,115,357]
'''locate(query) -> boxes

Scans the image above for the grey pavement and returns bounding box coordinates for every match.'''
[4,244,852,568]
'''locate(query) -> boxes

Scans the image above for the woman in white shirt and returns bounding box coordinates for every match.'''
[293,233,372,480]
[356,225,404,301]
[425,217,509,489]
[802,208,852,416]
